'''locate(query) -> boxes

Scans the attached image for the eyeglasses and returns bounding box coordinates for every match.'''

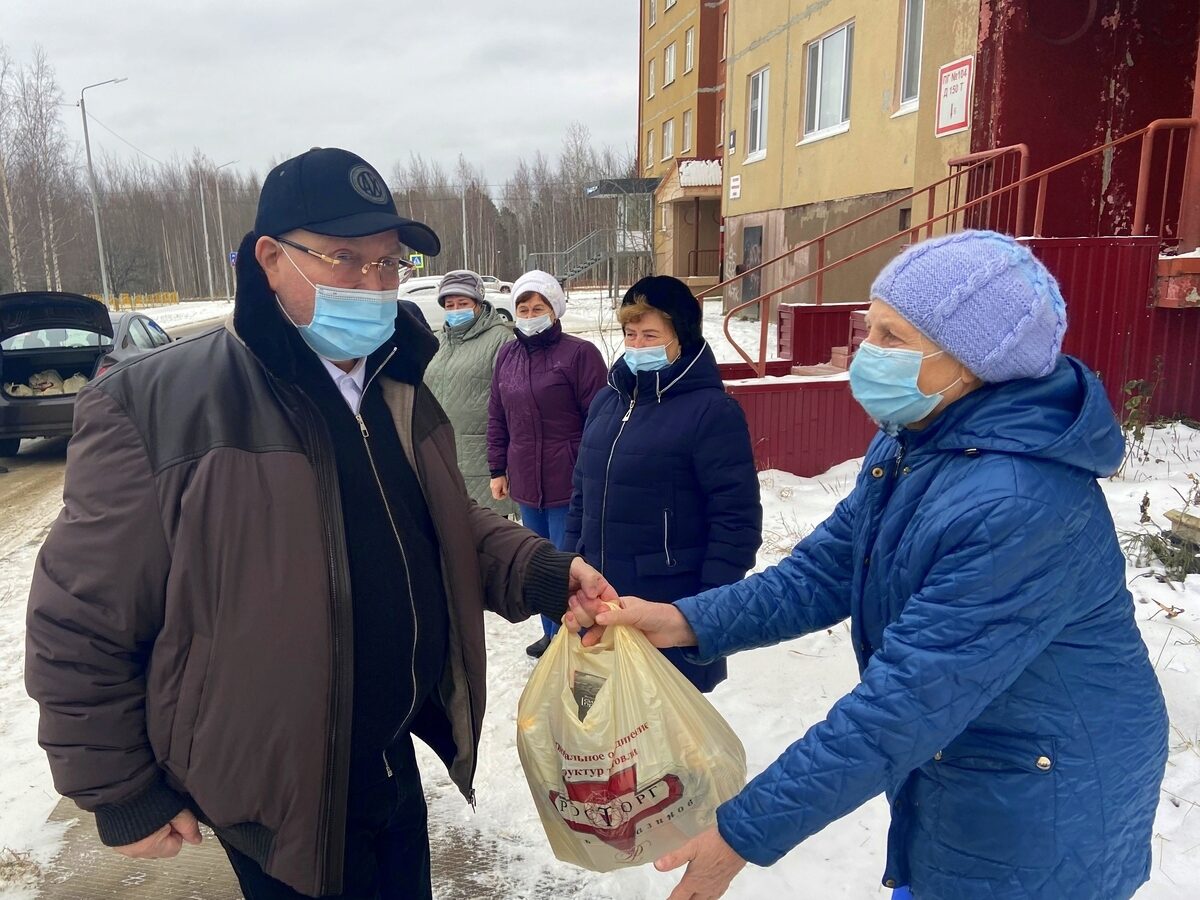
[277,237,416,288]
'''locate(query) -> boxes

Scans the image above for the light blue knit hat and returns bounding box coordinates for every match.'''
[869,230,1067,383]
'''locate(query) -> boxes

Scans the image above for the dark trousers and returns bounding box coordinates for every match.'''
[222,739,432,900]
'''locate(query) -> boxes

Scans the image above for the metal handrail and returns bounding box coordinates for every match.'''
[526,228,620,277]
[719,118,1197,375]
[698,145,1029,306]
[688,249,720,278]
[706,144,1029,375]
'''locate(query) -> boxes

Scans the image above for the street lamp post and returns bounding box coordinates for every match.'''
[197,164,215,299]
[214,160,237,301]
[79,77,126,306]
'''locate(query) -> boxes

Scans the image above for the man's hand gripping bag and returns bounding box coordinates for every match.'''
[516,620,746,872]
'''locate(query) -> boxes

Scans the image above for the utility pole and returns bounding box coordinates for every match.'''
[198,164,215,299]
[461,186,469,270]
[214,160,237,300]
[79,77,126,305]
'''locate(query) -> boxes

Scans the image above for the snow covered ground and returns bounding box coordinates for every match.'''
[0,293,1197,897]
[136,299,233,333]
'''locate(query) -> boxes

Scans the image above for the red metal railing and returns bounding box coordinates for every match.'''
[703,144,1029,375]
[715,118,1197,376]
[946,145,1030,235]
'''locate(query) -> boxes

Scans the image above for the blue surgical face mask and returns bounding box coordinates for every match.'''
[279,245,398,361]
[849,342,962,436]
[516,314,553,337]
[444,308,476,328]
[624,340,676,374]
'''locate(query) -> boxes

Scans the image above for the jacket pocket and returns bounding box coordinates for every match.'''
[635,545,705,577]
[921,729,1058,871]
[168,634,213,774]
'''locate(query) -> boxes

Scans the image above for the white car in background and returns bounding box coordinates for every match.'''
[481,275,513,294]
[398,276,515,330]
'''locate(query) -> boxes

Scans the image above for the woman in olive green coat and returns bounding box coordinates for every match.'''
[425,270,516,514]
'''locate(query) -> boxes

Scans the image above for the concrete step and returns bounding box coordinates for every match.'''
[829,345,853,368]
[791,362,846,376]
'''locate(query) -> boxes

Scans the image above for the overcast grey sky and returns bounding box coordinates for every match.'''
[1,0,638,187]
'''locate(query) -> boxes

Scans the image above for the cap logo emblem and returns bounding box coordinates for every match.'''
[349,165,388,205]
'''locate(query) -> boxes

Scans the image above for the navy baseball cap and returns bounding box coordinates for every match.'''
[254,147,441,256]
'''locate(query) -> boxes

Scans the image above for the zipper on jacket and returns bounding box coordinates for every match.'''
[354,414,421,763]
[599,394,637,571]
[406,391,482,804]
[293,396,351,896]
[523,344,544,508]
[663,509,676,567]
[354,352,423,779]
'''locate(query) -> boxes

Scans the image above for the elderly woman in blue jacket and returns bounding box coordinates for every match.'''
[572,232,1168,900]
[565,275,762,693]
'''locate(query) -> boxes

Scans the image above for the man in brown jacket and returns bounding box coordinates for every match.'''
[24,148,614,899]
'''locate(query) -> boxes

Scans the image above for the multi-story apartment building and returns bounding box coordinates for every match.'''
[638,0,729,293]
[720,0,980,311]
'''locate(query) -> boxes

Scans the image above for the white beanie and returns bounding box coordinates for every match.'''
[511,270,567,319]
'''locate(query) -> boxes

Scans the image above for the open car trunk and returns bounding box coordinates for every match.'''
[1,347,108,396]
[0,291,113,397]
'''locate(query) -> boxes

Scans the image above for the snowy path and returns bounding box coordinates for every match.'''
[135,300,234,333]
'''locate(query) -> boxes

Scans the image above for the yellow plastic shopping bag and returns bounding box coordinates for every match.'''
[516,619,747,872]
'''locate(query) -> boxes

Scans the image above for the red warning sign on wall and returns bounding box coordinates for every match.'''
[935,56,974,138]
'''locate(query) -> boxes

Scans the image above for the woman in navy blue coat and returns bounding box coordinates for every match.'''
[576,233,1169,900]
[564,276,762,692]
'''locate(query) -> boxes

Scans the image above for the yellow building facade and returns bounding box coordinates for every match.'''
[709,0,978,310]
[639,0,729,292]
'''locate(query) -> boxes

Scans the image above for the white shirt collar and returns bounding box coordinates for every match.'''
[318,356,368,413]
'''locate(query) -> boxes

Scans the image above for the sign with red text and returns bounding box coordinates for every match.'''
[935,56,974,138]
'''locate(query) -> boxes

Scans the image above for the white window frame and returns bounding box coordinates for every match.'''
[746,67,769,162]
[682,109,693,152]
[721,12,728,60]
[684,27,695,73]
[662,118,675,161]
[646,130,655,170]
[802,22,854,142]
[661,203,670,232]
[647,58,656,98]
[664,43,677,86]
[717,98,725,147]
[899,0,924,109]
[666,0,677,9]
[649,0,657,27]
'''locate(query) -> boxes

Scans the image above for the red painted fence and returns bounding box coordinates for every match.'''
[720,303,877,475]
[1025,236,1200,423]
[724,377,877,476]
[778,302,870,366]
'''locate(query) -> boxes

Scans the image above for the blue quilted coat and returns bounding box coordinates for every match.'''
[565,342,762,692]
[676,356,1168,898]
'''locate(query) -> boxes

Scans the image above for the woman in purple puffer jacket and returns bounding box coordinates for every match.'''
[488,270,608,658]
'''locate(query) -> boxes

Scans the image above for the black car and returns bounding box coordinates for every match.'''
[0,291,173,457]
